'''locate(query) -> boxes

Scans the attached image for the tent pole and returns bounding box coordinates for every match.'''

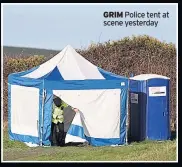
[125,80,129,145]
[40,82,46,146]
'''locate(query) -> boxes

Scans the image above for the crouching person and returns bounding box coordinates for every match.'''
[51,97,65,146]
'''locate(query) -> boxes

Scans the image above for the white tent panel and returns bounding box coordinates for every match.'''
[73,48,105,79]
[71,112,84,127]
[57,45,104,80]
[65,134,87,143]
[11,85,39,137]
[22,46,67,79]
[53,89,121,138]
[22,45,104,80]
[56,48,86,80]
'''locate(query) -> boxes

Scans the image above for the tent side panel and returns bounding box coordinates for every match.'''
[8,84,41,144]
[8,76,43,144]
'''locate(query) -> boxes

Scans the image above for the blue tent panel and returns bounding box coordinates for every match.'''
[44,79,128,90]
[98,67,126,80]
[46,67,64,81]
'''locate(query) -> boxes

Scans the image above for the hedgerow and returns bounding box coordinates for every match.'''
[3,35,176,131]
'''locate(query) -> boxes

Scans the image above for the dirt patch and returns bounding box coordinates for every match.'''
[3,147,60,161]
[3,121,8,130]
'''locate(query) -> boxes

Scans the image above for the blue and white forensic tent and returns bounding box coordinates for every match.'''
[8,45,129,146]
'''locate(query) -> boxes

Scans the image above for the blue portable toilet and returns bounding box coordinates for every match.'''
[129,74,170,141]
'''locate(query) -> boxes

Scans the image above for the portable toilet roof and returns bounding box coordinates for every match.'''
[130,74,170,81]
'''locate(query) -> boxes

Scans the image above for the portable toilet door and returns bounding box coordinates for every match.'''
[130,74,171,141]
[129,78,147,141]
[146,75,170,140]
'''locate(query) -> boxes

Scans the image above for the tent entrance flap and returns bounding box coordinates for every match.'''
[52,89,122,146]
[52,94,84,144]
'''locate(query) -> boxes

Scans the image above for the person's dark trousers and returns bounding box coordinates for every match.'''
[51,122,65,146]
[51,122,58,146]
[57,122,65,146]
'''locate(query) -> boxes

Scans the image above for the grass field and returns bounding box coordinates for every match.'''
[2,130,177,162]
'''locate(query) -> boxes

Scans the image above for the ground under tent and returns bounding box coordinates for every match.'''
[8,45,128,147]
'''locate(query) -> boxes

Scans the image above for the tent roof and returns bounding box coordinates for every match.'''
[12,45,127,81]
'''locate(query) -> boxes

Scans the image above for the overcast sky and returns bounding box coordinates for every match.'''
[2,3,177,50]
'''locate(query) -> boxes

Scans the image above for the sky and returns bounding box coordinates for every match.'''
[2,3,177,50]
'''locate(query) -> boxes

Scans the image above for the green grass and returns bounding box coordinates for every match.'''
[3,130,177,161]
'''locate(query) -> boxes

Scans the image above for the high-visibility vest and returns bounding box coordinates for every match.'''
[62,101,68,107]
[52,103,64,124]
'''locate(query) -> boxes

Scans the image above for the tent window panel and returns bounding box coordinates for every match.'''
[11,85,39,137]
